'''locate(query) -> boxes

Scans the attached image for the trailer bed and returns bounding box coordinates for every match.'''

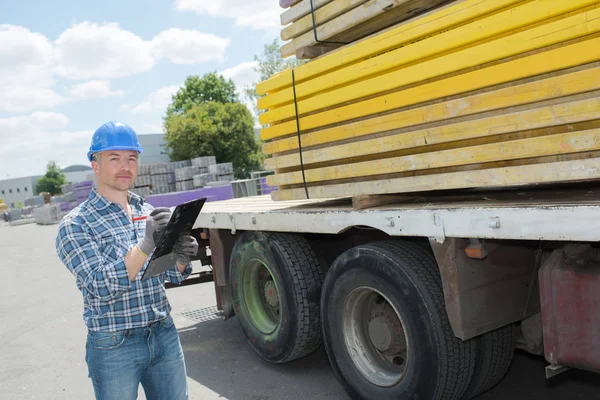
[193,188,600,243]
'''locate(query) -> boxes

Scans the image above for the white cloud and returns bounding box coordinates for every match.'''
[121,84,182,114]
[0,24,55,87]
[175,0,281,30]
[0,86,67,113]
[222,61,259,91]
[68,80,125,100]
[0,112,70,136]
[151,28,230,64]
[54,22,155,80]
[0,22,230,113]
[0,25,66,113]
[0,112,92,177]
[53,22,231,80]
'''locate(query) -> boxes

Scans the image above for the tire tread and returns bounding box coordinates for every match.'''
[364,241,476,400]
[465,325,515,399]
[269,233,324,362]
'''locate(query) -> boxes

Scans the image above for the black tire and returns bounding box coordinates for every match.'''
[230,231,323,363]
[321,240,476,400]
[464,325,516,399]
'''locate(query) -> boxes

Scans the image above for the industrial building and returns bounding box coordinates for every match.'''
[0,176,42,208]
[62,165,93,184]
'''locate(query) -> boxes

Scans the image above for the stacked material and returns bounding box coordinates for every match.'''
[258,0,600,201]
[135,175,152,187]
[51,195,65,204]
[61,183,73,194]
[278,0,453,59]
[131,187,152,198]
[34,205,61,225]
[58,202,72,214]
[74,181,94,204]
[176,180,195,192]
[25,195,45,207]
[192,156,217,168]
[208,163,234,183]
[7,208,23,222]
[193,173,218,188]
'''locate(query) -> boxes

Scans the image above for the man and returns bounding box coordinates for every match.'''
[56,121,198,400]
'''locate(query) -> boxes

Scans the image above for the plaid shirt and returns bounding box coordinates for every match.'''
[56,188,192,332]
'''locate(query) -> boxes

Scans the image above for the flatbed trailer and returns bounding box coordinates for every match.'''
[189,187,600,399]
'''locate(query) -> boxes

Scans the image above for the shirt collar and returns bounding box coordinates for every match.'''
[88,187,144,211]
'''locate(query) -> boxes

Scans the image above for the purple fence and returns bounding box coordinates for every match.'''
[144,185,233,208]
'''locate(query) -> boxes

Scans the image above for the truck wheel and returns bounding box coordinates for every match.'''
[320,241,475,400]
[464,325,515,399]
[230,231,323,363]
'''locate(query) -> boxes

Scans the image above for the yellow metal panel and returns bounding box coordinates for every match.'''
[271,157,600,201]
[257,0,526,94]
[260,0,599,110]
[263,66,600,154]
[260,6,600,125]
[267,128,600,186]
[264,96,600,170]
[261,37,600,141]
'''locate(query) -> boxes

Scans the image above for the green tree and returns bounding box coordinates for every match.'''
[164,101,263,179]
[244,39,305,121]
[167,72,238,117]
[36,161,67,195]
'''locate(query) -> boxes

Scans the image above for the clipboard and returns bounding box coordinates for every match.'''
[141,197,207,279]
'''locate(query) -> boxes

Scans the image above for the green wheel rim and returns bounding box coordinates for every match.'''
[241,258,281,334]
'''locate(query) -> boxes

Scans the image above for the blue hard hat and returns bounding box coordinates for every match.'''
[87,121,144,162]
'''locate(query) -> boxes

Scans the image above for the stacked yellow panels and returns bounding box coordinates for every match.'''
[257,0,600,201]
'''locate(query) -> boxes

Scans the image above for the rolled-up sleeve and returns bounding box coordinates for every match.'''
[56,217,131,301]
[164,263,193,284]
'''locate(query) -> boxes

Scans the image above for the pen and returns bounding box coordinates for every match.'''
[132,216,147,222]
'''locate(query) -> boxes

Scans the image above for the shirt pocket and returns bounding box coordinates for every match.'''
[96,231,134,262]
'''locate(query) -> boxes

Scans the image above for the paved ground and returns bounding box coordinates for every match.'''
[2,220,600,399]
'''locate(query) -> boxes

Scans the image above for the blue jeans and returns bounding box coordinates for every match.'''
[85,315,188,400]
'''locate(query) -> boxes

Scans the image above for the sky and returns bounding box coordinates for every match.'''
[0,0,283,179]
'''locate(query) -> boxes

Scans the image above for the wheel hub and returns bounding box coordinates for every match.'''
[342,288,409,388]
[264,281,279,307]
[368,307,406,356]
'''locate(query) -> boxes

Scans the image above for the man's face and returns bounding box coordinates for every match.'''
[92,150,139,192]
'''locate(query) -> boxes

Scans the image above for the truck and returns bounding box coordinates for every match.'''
[183,185,600,399]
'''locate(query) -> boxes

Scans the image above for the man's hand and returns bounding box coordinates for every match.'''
[137,208,172,256]
[174,235,199,266]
